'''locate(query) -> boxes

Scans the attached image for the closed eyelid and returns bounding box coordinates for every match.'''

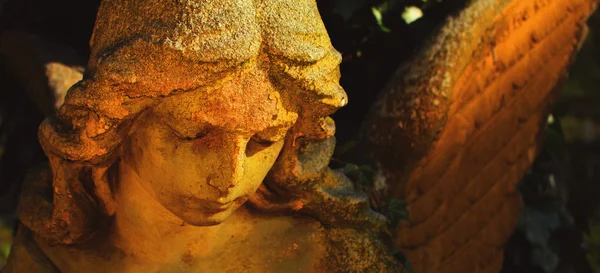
[157,109,291,142]
[162,122,209,140]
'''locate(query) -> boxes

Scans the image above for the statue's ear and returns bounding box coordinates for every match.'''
[91,165,117,216]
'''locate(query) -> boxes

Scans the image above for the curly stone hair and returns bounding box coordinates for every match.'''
[19,0,363,244]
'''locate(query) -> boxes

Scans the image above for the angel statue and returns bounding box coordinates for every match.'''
[2,0,596,272]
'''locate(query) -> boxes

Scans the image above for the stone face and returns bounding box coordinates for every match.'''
[364,0,597,272]
[3,0,398,272]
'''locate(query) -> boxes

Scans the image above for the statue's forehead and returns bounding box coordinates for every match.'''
[154,70,297,137]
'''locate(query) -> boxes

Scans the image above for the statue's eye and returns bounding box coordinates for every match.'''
[179,132,208,142]
[191,131,208,140]
[166,123,208,142]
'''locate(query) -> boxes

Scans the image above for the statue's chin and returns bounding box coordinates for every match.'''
[184,218,223,226]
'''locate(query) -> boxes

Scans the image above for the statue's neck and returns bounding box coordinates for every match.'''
[111,160,229,262]
[34,161,322,272]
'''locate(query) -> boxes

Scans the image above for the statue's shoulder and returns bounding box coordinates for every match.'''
[1,226,58,273]
[16,164,56,240]
[243,210,402,272]
[319,227,403,273]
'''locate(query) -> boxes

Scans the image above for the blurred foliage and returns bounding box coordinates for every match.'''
[343,163,376,188]
[502,8,600,273]
[0,221,11,266]
[318,0,470,143]
[560,23,600,100]
[502,125,581,273]
[586,213,600,273]
[387,198,410,228]
[560,10,600,273]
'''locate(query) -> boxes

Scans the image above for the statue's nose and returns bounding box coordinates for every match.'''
[207,137,247,195]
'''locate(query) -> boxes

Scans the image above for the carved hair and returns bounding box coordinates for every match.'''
[19,0,348,244]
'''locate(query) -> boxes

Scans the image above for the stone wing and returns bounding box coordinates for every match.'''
[364,0,597,272]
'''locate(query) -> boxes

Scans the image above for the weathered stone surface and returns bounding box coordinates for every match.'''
[3,0,397,272]
[4,0,596,271]
[365,0,597,272]
[45,62,83,111]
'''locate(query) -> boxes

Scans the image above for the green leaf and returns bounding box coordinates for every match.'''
[335,140,359,157]
[0,243,10,258]
[343,163,359,175]
[388,198,410,228]
[357,165,374,187]
[371,7,391,33]
[343,164,375,188]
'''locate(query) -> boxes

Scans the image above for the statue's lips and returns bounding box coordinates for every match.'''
[182,195,248,213]
[182,197,232,213]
